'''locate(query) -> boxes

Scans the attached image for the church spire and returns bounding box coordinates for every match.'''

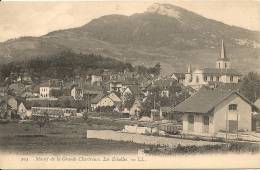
[216,40,231,69]
[219,40,229,61]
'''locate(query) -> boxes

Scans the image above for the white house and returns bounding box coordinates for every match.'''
[91,75,102,86]
[39,79,63,98]
[17,102,32,119]
[71,86,84,100]
[96,92,122,111]
[174,87,258,136]
[121,85,142,104]
[184,40,241,90]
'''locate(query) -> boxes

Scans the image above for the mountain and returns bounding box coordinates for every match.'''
[0,3,259,74]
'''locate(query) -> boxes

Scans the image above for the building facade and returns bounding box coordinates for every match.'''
[174,88,257,136]
[184,40,241,90]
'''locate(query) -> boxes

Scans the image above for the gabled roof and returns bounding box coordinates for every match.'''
[172,73,185,79]
[126,85,142,95]
[91,94,104,104]
[201,68,241,76]
[254,99,260,109]
[82,85,103,95]
[152,78,176,89]
[160,106,172,113]
[174,87,256,114]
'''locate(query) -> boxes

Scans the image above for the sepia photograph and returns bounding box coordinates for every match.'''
[0,0,260,169]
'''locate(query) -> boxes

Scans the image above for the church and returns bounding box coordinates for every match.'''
[184,40,241,90]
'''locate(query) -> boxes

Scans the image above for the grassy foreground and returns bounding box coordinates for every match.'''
[0,118,259,155]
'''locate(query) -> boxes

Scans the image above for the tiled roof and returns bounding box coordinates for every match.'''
[254,99,260,109]
[160,106,172,113]
[127,85,142,95]
[91,94,104,104]
[174,87,254,114]
[82,85,103,95]
[172,73,185,79]
[201,68,241,76]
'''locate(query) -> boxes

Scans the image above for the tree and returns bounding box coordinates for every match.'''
[240,72,260,102]
[149,63,161,76]
[50,89,63,98]
[33,112,49,134]
[123,93,135,110]
[83,111,88,121]
[140,87,160,117]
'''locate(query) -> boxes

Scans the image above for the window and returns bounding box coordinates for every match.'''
[188,114,194,124]
[229,104,237,111]
[225,63,227,68]
[204,76,207,81]
[216,76,219,81]
[218,63,220,68]
[203,116,209,125]
[196,76,199,83]
[210,76,213,81]
[189,75,193,82]
[230,76,233,82]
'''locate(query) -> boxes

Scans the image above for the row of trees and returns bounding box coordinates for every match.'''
[0,51,162,83]
[0,51,135,82]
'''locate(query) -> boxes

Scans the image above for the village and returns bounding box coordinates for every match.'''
[0,40,260,154]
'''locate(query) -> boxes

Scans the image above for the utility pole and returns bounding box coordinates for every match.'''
[225,111,228,142]
[153,93,156,110]
[237,112,239,140]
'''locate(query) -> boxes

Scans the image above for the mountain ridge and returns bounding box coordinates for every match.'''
[0,3,259,74]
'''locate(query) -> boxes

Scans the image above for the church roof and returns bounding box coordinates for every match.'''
[201,68,241,76]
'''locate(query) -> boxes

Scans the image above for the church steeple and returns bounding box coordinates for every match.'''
[216,40,231,69]
[219,40,229,61]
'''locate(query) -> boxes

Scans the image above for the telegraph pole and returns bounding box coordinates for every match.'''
[225,111,228,141]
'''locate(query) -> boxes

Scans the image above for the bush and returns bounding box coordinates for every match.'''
[96,106,116,112]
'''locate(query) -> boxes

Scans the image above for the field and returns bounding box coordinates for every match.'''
[0,118,144,155]
[0,118,260,155]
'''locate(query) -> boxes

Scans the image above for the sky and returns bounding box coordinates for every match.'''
[0,0,260,42]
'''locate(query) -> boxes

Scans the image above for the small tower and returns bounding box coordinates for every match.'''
[216,40,231,69]
[184,64,192,86]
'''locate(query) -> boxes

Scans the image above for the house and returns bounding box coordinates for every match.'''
[39,79,63,98]
[107,79,123,93]
[90,74,102,86]
[17,102,32,119]
[96,92,122,112]
[71,86,84,100]
[107,76,139,94]
[0,100,12,119]
[0,95,18,111]
[149,78,176,98]
[174,87,258,136]
[160,106,173,120]
[90,94,104,110]
[121,85,142,104]
[184,40,241,90]
[171,73,185,84]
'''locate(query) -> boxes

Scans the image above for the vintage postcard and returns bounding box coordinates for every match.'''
[0,0,260,169]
